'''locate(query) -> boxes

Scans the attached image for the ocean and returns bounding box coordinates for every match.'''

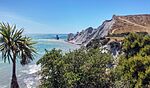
[0,34,79,88]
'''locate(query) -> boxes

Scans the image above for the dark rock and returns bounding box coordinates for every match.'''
[67,33,74,41]
[56,35,59,40]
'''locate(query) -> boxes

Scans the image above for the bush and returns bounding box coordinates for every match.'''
[37,33,150,88]
[37,49,66,88]
[114,55,150,88]
[122,33,150,58]
[37,48,113,88]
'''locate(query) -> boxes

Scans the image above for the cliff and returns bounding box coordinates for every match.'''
[68,14,150,46]
[68,27,96,45]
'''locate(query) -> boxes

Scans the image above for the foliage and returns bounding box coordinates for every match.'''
[122,33,150,58]
[37,33,150,88]
[37,48,113,88]
[113,33,150,88]
[37,49,66,88]
[0,22,36,64]
[86,38,110,49]
[139,45,150,57]
[0,22,36,88]
[0,36,3,42]
[114,55,150,88]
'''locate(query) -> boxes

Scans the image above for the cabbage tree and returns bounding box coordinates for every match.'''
[0,23,36,88]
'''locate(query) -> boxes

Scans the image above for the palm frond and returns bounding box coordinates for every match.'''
[0,22,36,64]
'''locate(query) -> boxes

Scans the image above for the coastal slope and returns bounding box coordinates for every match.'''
[68,14,150,46]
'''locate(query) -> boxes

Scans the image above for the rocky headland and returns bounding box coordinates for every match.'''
[68,14,150,44]
[68,14,150,56]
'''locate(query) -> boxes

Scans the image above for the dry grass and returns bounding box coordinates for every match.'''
[110,15,150,34]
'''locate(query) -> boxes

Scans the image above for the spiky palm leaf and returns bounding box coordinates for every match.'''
[0,22,36,65]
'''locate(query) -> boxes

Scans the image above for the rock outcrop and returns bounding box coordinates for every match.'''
[67,33,74,41]
[68,14,150,46]
[68,27,96,45]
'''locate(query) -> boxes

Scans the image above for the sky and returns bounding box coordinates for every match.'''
[0,0,150,34]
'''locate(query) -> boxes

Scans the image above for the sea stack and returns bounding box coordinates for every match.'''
[56,35,59,40]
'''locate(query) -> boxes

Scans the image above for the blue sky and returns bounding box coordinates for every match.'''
[0,0,149,34]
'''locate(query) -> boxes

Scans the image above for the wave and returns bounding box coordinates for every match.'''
[21,64,41,88]
[21,64,40,74]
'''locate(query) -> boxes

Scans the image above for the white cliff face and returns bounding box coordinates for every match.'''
[68,19,115,46]
[68,27,96,45]
[84,19,115,46]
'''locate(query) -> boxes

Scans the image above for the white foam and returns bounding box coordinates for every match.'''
[21,64,41,88]
[1,85,7,88]
[28,65,41,74]
[24,77,35,88]
[22,64,40,74]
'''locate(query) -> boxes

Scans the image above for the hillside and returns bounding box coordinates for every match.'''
[110,14,150,34]
[68,14,150,46]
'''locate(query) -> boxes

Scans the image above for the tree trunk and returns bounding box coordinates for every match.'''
[11,57,19,88]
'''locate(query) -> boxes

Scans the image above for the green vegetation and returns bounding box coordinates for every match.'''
[114,33,150,88]
[86,38,110,49]
[37,32,150,88]
[37,48,112,88]
[0,37,3,42]
[0,23,36,88]
[114,55,150,88]
[122,33,150,58]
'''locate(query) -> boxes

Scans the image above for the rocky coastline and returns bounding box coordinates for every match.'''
[67,14,150,56]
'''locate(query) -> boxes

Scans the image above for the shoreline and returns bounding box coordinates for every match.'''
[0,37,80,88]
[25,39,80,88]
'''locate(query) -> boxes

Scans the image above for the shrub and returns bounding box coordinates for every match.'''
[37,48,113,88]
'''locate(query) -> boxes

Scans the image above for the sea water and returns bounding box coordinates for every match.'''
[0,34,79,88]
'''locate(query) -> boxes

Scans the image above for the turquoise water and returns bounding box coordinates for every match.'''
[0,34,79,88]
